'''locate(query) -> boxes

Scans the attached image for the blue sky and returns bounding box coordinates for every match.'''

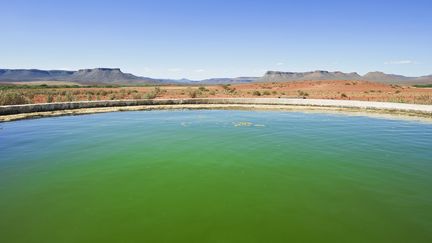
[1,0,431,79]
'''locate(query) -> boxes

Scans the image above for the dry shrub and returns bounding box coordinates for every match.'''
[252,91,261,96]
[0,91,30,105]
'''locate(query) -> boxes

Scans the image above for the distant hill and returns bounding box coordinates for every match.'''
[199,77,259,84]
[259,71,362,82]
[0,68,159,84]
[1,68,431,85]
[0,69,74,81]
[259,70,432,84]
[362,72,412,83]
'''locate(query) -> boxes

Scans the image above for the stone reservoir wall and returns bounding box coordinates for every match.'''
[1,98,432,116]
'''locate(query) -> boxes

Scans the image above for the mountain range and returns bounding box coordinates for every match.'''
[0,68,431,85]
[0,68,159,84]
[259,71,432,84]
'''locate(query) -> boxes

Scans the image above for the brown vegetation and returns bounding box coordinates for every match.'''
[1,80,432,105]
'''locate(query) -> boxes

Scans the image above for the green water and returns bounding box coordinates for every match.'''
[1,110,432,243]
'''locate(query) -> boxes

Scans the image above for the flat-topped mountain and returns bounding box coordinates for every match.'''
[0,69,74,81]
[68,68,143,83]
[0,68,158,84]
[259,70,432,84]
[362,72,412,83]
[259,71,362,82]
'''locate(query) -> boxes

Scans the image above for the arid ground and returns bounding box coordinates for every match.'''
[1,80,432,105]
